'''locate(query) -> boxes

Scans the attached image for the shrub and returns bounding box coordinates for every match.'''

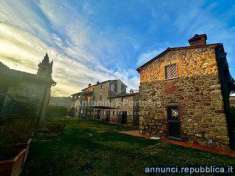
[46,121,65,134]
[46,105,68,118]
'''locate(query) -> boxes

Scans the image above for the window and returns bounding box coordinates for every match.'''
[100,95,102,101]
[165,64,177,79]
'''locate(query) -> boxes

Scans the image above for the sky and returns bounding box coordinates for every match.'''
[0,0,234,96]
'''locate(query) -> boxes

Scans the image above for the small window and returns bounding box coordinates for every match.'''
[165,64,177,80]
[100,95,102,101]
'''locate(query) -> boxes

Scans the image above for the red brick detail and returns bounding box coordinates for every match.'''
[160,137,235,158]
[215,110,224,113]
[165,82,176,94]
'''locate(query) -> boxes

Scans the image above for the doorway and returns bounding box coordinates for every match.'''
[121,111,127,124]
[106,110,110,122]
[96,110,101,120]
[167,106,181,139]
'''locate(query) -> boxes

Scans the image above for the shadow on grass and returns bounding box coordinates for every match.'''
[22,119,235,176]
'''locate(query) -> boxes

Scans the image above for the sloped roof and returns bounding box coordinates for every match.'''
[136,43,222,72]
[0,62,9,70]
[0,62,55,85]
[81,79,127,91]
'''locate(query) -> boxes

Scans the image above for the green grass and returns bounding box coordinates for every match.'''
[22,119,235,176]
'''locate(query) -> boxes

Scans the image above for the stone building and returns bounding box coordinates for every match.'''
[71,80,127,119]
[0,54,55,123]
[109,91,139,126]
[71,80,139,126]
[137,34,235,149]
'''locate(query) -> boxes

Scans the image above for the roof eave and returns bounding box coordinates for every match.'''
[136,43,222,72]
[136,48,169,72]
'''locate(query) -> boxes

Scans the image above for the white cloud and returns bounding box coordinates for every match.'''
[137,49,165,67]
[1,0,234,98]
[173,1,235,72]
[0,0,139,96]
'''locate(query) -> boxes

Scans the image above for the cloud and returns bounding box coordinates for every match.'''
[172,1,235,76]
[137,49,165,67]
[0,0,234,98]
[0,0,139,96]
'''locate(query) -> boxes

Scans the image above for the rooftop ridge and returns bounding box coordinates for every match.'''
[137,43,222,72]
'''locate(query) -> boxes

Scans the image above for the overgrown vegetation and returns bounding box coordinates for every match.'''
[22,119,235,176]
[46,105,68,118]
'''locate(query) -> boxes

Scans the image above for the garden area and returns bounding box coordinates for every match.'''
[19,119,235,176]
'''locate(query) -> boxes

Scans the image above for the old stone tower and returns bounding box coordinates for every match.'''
[37,53,53,79]
[137,34,235,149]
[0,54,55,123]
[36,54,55,121]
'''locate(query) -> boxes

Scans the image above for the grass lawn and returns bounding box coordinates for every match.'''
[22,119,235,176]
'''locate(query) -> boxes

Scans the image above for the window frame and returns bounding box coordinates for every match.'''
[165,64,178,80]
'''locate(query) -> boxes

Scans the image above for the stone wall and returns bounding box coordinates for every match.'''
[138,46,229,148]
[110,93,139,126]
[230,97,235,107]
[93,82,110,105]
[3,79,50,118]
[0,56,54,121]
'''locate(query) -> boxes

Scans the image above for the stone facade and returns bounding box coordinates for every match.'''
[110,92,139,126]
[71,80,139,126]
[0,54,55,122]
[137,34,235,149]
[71,80,127,119]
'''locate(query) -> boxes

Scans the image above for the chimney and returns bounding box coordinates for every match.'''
[188,34,207,46]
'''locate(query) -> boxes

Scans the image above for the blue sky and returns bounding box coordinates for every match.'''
[0,0,234,96]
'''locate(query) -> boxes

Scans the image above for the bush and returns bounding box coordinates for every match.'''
[35,120,66,139]
[46,105,68,118]
[46,121,65,134]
